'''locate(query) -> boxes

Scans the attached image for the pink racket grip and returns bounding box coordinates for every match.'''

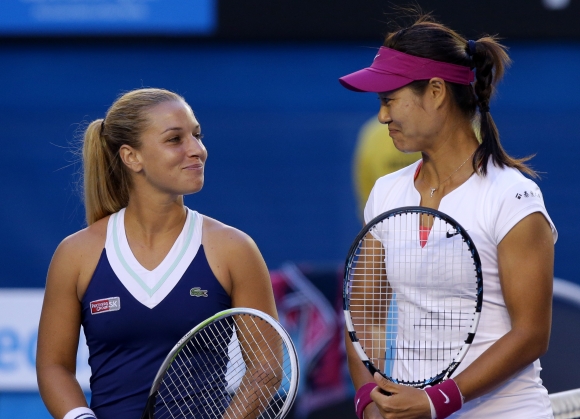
[424,379,463,419]
[355,382,377,419]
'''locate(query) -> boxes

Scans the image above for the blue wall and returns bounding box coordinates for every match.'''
[0,41,578,288]
[0,39,579,419]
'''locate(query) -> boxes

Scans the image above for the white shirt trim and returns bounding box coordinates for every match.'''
[105,207,202,309]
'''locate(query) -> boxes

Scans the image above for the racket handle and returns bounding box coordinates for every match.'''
[140,394,156,419]
[363,362,393,396]
[378,388,393,396]
[355,382,377,419]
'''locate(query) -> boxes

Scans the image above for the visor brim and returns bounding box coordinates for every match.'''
[339,68,415,93]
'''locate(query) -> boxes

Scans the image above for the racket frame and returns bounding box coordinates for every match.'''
[141,307,300,419]
[343,206,483,388]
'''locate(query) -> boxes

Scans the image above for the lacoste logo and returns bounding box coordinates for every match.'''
[439,389,450,404]
[446,229,460,238]
[90,297,121,315]
[190,287,208,297]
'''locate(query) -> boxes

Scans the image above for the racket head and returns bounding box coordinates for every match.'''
[343,206,482,388]
[141,308,299,419]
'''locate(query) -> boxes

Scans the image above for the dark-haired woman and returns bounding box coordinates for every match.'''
[340,17,557,419]
[36,88,277,419]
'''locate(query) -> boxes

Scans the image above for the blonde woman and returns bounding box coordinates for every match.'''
[36,88,277,419]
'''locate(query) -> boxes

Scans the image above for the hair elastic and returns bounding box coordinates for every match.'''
[468,40,477,57]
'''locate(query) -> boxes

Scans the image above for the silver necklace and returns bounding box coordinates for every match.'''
[429,151,475,198]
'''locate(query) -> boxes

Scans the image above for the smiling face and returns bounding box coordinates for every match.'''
[377,83,444,154]
[124,99,208,197]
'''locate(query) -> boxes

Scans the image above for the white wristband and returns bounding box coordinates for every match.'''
[425,390,437,419]
[62,407,97,419]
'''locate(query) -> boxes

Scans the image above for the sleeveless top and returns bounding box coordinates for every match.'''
[81,208,232,419]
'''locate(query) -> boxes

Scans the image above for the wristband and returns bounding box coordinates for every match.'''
[424,379,463,419]
[354,382,377,419]
[62,407,97,419]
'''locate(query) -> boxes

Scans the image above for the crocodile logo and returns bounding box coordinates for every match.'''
[190,287,208,297]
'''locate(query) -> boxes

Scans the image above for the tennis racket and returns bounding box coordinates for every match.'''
[141,308,299,419]
[343,206,482,388]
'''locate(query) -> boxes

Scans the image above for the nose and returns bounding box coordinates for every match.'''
[378,103,391,125]
[186,135,207,159]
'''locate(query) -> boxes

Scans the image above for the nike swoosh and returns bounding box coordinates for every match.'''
[439,389,450,404]
[446,230,460,238]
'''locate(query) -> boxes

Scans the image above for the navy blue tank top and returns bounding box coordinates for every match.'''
[80,209,231,419]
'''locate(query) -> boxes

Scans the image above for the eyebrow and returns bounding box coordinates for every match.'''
[161,124,200,134]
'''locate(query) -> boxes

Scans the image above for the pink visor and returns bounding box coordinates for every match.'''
[339,47,474,93]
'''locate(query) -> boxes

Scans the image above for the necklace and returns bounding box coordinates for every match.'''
[429,151,475,198]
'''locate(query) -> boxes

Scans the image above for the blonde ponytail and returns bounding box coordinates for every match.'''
[82,119,130,225]
[81,88,184,225]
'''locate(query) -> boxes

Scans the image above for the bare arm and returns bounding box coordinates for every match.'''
[203,217,279,418]
[454,211,554,400]
[346,232,394,419]
[36,237,89,419]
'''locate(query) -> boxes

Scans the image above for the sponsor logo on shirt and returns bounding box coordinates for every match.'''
[90,297,121,315]
[190,287,208,297]
[515,190,541,199]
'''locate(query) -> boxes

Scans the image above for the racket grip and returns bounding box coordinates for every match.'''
[355,382,377,419]
[424,379,464,419]
[140,395,156,419]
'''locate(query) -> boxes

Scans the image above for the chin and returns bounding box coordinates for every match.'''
[182,182,204,196]
[392,139,418,154]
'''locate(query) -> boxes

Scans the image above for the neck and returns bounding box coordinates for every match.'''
[124,188,187,240]
[417,120,479,196]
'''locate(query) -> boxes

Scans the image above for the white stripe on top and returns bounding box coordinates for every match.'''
[105,207,202,309]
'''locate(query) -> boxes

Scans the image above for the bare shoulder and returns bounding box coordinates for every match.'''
[201,215,258,251]
[200,215,275,316]
[48,216,109,299]
[56,216,108,261]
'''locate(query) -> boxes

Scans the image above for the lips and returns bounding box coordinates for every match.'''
[183,162,204,170]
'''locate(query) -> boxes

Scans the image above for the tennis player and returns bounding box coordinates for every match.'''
[36,88,278,419]
[339,16,557,419]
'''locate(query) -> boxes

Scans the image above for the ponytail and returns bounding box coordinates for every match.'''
[470,38,537,177]
[82,118,131,225]
[81,88,184,225]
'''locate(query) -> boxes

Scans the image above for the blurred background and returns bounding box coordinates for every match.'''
[0,0,579,418]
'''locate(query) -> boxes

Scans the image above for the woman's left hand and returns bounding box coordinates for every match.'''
[370,373,432,419]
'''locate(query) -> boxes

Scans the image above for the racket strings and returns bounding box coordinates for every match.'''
[347,211,479,385]
[156,322,235,419]
[153,313,295,419]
